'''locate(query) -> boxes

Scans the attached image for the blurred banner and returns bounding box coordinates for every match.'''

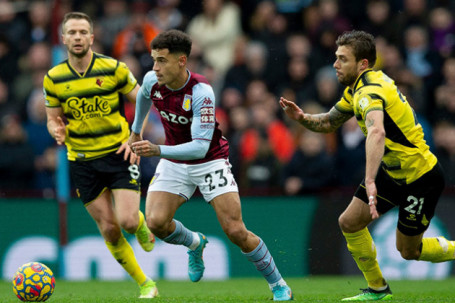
[309,193,454,279]
[0,197,317,281]
[1,194,453,281]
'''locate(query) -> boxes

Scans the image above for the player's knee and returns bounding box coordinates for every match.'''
[338,213,354,232]
[147,215,169,237]
[100,223,122,243]
[224,223,248,244]
[118,215,137,233]
[338,213,366,233]
[398,247,420,260]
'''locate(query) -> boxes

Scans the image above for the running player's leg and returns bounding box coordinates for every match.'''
[109,158,155,252]
[339,197,387,290]
[145,159,205,281]
[113,188,155,252]
[86,190,157,297]
[145,190,207,282]
[211,192,293,301]
[72,157,157,298]
[396,163,454,263]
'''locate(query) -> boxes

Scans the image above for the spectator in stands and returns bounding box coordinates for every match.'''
[402,25,443,115]
[24,88,56,190]
[226,105,250,178]
[0,0,28,54]
[305,65,341,110]
[433,121,455,186]
[276,56,313,103]
[96,0,131,55]
[13,42,52,119]
[223,40,269,94]
[239,100,295,167]
[186,0,242,78]
[360,0,394,41]
[389,0,430,48]
[282,128,335,195]
[27,1,51,46]
[112,1,159,67]
[428,7,455,58]
[0,34,19,88]
[148,0,187,31]
[334,117,366,186]
[0,79,15,117]
[0,113,35,190]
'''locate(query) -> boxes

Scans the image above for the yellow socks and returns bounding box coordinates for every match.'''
[419,237,455,263]
[137,211,145,232]
[105,235,147,285]
[343,228,386,289]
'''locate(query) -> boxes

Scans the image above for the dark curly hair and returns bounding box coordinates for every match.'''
[151,29,192,57]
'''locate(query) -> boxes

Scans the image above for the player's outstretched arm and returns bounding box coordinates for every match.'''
[280,97,305,122]
[280,97,351,133]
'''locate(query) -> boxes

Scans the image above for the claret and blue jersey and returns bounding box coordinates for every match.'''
[134,70,229,164]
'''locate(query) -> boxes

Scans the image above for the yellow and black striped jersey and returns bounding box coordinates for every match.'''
[43,52,137,161]
[335,69,437,185]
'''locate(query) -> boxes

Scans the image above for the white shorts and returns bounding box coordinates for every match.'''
[148,158,239,202]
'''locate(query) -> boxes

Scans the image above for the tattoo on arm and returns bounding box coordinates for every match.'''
[329,108,353,130]
[301,107,352,132]
[366,117,374,128]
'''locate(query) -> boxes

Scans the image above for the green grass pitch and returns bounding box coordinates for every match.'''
[2,276,455,302]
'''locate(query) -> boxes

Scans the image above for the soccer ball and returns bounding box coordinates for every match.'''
[12,262,55,302]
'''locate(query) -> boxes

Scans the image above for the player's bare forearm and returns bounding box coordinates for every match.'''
[365,128,385,183]
[364,112,385,184]
[300,107,351,133]
[46,110,66,145]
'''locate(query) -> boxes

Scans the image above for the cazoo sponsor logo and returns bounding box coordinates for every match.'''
[160,111,192,124]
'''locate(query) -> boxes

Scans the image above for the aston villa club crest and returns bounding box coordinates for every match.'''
[182,94,192,111]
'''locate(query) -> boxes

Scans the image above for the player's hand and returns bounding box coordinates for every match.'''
[279,97,305,122]
[366,181,379,220]
[117,141,140,165]
[131,140,161,157]
[54,116,66,145]
[128,132,142,148]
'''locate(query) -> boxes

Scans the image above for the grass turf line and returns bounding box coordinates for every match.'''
[1,276,455,302]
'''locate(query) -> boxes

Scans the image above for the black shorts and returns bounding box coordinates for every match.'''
[69,152,141,204]
[354,162,445,236]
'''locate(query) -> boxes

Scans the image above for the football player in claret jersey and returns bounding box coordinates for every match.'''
[43,12,158,298]
[281,30,454,301]
[129,29,293,301]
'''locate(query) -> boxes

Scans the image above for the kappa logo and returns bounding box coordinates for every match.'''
[153,90,163,99]
[202,97,213,106]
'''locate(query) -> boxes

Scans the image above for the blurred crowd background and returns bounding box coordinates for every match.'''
[1,0,455,198]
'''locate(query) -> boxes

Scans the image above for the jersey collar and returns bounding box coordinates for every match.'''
[67,51,95,78]
[352,68,373,92]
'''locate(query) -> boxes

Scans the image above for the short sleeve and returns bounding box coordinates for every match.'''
[43,74,60,108]
[357,93,384,119]
[117,61,137,94]
[334,87,354,115]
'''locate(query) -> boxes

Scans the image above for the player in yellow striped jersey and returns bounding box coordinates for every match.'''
[43,12,158,298]
[280,30,454,301]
